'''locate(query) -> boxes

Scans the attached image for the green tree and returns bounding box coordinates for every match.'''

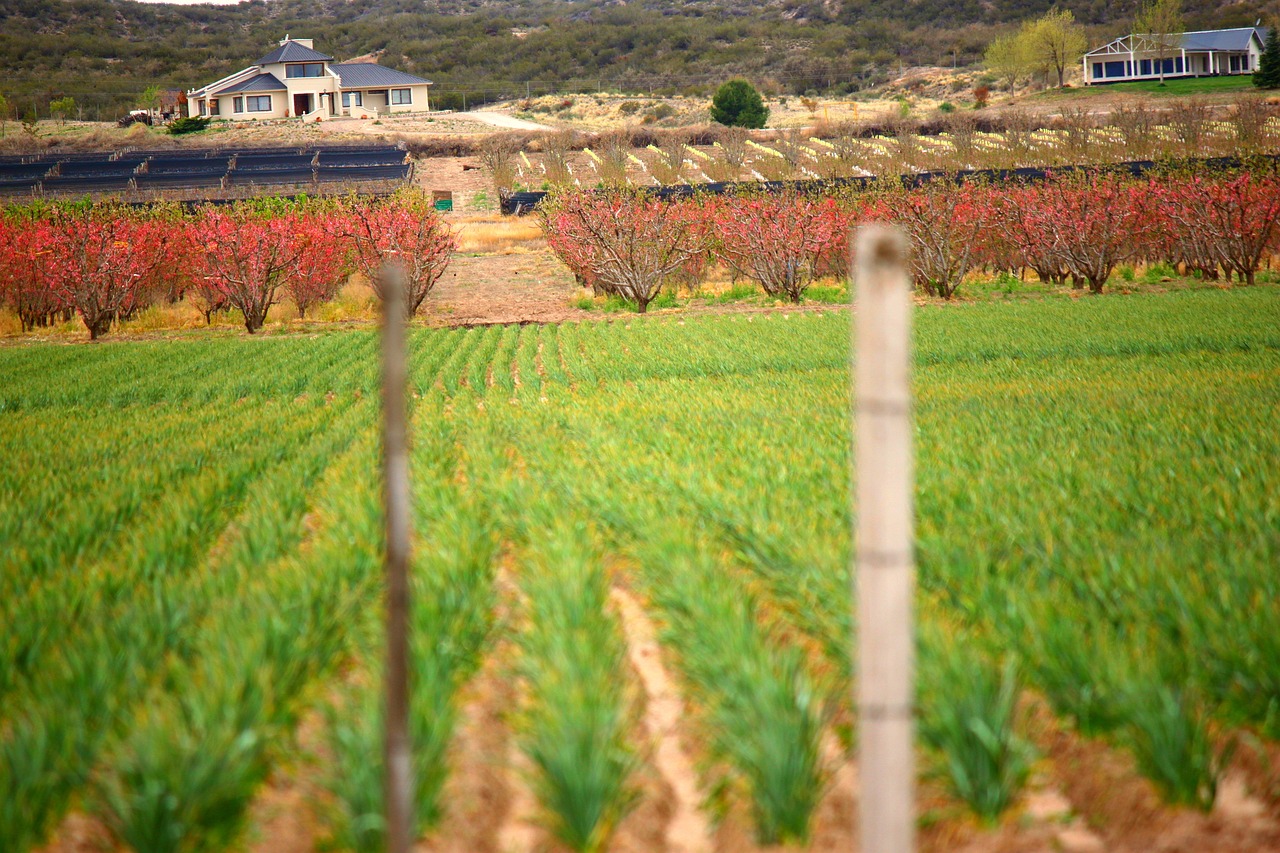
[1024,9,1088,89]
[1254,26,1280,89]
[1134,0,1184,84]
[710,79,769,129]
[984,32,1034,91]
[0,92,8,138]
[49,95,76,123]
[139,84,161,116]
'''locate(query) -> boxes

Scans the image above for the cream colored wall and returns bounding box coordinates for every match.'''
[384,84,431,113]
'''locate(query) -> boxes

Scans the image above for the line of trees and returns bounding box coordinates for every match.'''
[0,192,456,339]
[541,171,1280,308]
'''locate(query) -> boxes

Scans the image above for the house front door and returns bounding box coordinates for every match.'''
[293,93,312,116]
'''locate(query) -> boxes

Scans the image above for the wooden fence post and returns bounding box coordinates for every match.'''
[852,224,915,853]
[381,262,413,853]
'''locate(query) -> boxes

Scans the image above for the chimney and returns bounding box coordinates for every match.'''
[294,38,314,49]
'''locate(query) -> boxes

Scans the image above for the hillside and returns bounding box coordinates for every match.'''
[0,0,1270,120]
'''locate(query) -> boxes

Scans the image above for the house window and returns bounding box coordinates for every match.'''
[199,101,207,116]
[1141,59,1152,76]
[234,96,243,113]
[285,63,325,78]
[342,91,363,107]
[246,95,272,112]
[390,88,412,105]
[1230,55,1241,72]
[1092,62,1103,79]
[210,99,220,116]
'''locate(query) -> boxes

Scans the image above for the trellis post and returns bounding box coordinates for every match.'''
[852,224,915,853]
[381,262,413,853]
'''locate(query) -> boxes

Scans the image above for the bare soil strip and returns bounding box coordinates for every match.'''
[609,586,714,853]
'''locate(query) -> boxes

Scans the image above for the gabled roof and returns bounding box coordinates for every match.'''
[1087,27,1266,56]
[256,40,333,65]
[331,62,432,88]
[1180,27,1266,51]
[214,73,287,95]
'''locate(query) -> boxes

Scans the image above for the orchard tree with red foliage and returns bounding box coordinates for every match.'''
[338,192,456,314]
[711,192,852,302]
[195,206,306,334]
[287,213,351,319]
[540,188,713,313]
[1160,172,1280,285]
[1005,173,1158,294]
[0,216,65,331]
[877,178,994,299]
[46,208,171,340]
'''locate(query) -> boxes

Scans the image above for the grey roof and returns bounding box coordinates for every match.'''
[1180,27,1264,51]
[255,40,333,65]
[331,62,432,88]
[214,73,287,95]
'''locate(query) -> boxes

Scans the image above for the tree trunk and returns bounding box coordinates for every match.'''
[1089,276,1106,294]
[636,297,649,313]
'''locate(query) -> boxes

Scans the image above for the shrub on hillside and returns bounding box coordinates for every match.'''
[710,79,769,129]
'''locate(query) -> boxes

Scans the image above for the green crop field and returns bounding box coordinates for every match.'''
[3,287,1279,852]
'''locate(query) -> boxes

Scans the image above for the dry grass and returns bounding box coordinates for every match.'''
[453,217,545,254]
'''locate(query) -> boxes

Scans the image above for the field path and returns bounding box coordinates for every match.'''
[610,587,713,853]
[456,111,554,131]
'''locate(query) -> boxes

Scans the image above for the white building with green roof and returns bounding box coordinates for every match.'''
[186,36,432,120]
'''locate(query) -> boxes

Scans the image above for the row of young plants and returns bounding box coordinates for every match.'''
[0,190,455,339]
[1,394,370,850]
[4,289,1276,850]
[495,102,1278,193]
[540,168,1280,311]
[458,292,1277,833]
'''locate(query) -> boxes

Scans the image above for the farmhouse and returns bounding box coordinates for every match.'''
[185,37,432,120]
[1083,27,1267,85]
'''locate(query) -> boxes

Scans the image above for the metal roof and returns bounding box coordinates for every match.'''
[255,40,333,65]
[1180,27,1266,51]
[214,73,287,95]
[331,63,432,88]
[1086,27,1266,57]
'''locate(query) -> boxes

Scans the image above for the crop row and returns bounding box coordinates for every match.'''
[3,287,1277,851]
[502,105,1279,192]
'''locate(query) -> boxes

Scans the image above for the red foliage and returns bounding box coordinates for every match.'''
[287,213,351,319]
[999,174,1158,293]
[1158,173,1280,285]
[338,194,456,314]
[45,210,172,340]
[540,189,713,312]
[194,207,307,334]
[0,217,65,332]
[877,179,995,299]
[711,193,852,302]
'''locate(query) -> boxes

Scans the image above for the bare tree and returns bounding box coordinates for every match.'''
[479,133,525,194]
[595,129,632,186]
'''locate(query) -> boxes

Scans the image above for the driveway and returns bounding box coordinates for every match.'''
[456,111,554,131]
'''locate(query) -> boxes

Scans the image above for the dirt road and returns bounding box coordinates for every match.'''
[455,111,554,131]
